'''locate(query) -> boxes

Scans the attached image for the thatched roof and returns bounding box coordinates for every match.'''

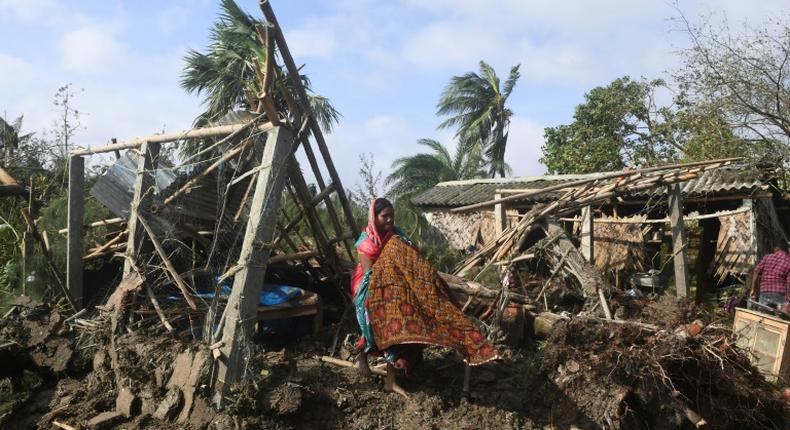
[412,163,774,209]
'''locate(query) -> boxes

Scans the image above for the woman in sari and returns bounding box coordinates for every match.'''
[351,198,500,398]
[351,198,419,396]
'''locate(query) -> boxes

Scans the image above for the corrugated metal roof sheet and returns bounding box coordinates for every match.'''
[411,164,772,208]
[91,151,250,232]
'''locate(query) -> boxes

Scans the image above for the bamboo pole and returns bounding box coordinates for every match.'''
[163,139,253,205]
[260,1,360,241]
[58,217,124,235]
[71,122,275,156]
[137,215,197,310]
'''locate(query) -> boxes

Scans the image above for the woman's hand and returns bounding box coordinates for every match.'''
[359,253,373,273]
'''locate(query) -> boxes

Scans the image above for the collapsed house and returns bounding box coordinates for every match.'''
[1,2,789,428]
[413,161,789,294]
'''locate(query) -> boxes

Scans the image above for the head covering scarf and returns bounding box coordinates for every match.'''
[357,198,394,261]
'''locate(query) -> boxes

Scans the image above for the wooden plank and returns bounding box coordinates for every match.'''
[668,184,690,297]
[66,156,85,309]
[123,142,160,276]
[579,205,594,263]
[71,122,274,156]
[213,126,294,406]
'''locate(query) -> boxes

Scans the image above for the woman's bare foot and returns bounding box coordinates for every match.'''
[355,352,372,377]
[384,363,408,398]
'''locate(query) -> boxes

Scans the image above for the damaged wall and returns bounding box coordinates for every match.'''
[422,209,518,250]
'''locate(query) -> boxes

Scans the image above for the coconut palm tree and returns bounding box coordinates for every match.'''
[386,138,487,200]
[436,61,521,178]
[180,0,340,144]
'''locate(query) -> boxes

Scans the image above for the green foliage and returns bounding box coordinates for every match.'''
[437,61,521,177]
[0,224,20,293]
[540,77,683,174]
[180,0,340,156]
[37,196,115,273]
[351,152,386,209]
[387,138,487,201]
[539,75,771,175]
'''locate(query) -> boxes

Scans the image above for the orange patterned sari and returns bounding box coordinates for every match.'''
[366,236,500,366]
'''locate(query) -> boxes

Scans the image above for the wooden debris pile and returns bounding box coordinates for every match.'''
[537,310,788,429]
[48,0,361,415]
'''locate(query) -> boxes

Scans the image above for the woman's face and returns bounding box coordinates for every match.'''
[375,206,395,233]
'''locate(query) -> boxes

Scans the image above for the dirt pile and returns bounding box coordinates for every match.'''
[2,295,789,429]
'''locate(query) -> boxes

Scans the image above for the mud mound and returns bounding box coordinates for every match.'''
[541,318,788,429]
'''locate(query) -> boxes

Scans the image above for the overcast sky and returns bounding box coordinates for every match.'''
[0,0,786,188]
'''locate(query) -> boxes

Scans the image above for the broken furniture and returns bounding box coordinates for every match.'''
[733,307,790,382]
[257,289,322,337]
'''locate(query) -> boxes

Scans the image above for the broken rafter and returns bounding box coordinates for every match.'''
[137,215,198,310]
[163,138,255,205]
[455,159,740,275]
[260,0,360,245]
[58,217,125,235]
[71,122,275,156]
[451,157,742,213]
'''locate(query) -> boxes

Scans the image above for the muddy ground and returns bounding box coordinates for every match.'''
[1,295,788,429]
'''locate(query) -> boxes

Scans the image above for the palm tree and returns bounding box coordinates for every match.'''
[180,0,340,143]
[386,138,487,200]
[436,61,521,178]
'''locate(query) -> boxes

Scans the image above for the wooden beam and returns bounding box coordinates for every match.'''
[71,122,275,156]
[269,250,319,263]
[213,126,293,406]
[123,142,160,276]
[66,156,85,309]
[260,1,360,241]
[668,184,690,297]
[579,206,594,263]
[494,192,507,235]
[137,215,197,310]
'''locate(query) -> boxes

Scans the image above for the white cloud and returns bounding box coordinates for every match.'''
[59,26,126,73]
[157,4,191,34]
[506,117,547,177]
[401,20,506,71]
[0,53,36,89]
[321,115,417,188]
[286,20,338,59]
[0,0,59,21]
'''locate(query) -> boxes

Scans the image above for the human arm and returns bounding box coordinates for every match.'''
[751,258,764,299]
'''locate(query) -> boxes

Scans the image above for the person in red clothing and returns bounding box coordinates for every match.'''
[750,241,790,309]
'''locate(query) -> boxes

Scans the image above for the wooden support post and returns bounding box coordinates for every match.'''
[213,126,293,406]
[494,192,507,235]
[66,156,85,309]
[668,184,690,297]
[580,206,594,263]
[123,142,160,276]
